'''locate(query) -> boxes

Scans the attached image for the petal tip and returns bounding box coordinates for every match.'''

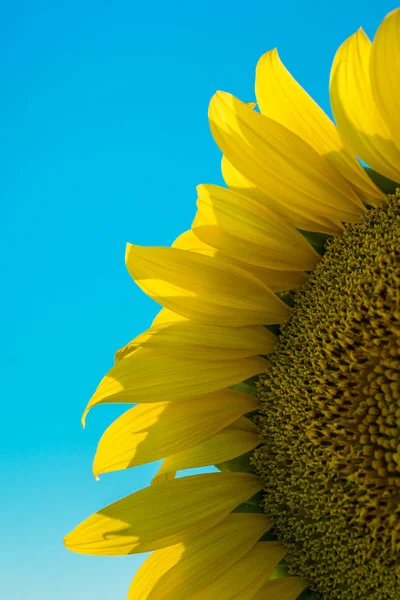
[63,531,74,551]
[125,242,134,264]
[92,458,100,479]
[81,407,88,428]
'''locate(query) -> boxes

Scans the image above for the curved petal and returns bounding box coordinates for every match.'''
[171,229,213,251]
[175,228,309,292]
[127,513,272,600]
[82,347,267,424]
[92,389,259,477]
[330,28,400,182]
[154,423,259,478]
[125,244,290,326]
[209,92,366,227]
[255,49,382,205]
[190,542,287,600]
[251,576,309,600]
[115,319,276,362]
[221,156,343,235]
[64,472,262,555]
[229,415,259,432]
[193,184,319,271]
[370,8,400,152]
[151,308,188,326]
[239,267,307,293]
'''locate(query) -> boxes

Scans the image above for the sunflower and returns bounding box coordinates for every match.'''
[65,9,400,600]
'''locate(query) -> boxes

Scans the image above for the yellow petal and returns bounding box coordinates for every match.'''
[83,347,267,425]
[193,183,319,271]
[330,28,400,183]
[125,243,290,326]
[171,229,212,251]
[150,470,177,485]
[64,472,262,555]
[127,513,272,600]
[221,156,343,236]
[256,49,382,205]
[241,267,307,293]
[230,415,259,433]
[153,415,258,482]
[154,422,259,478]
[115,319,276,362]
[190,542,287,600]
[152,307,188,326]
[115,309,188,364]
[370,9,400,152]
[175,228,308,292]
[93,389,259,477]
[209,92,366,228]
[251,576,309,600]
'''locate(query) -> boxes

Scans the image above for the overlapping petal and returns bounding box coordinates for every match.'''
[115,319,276,362]
[255,49,383,206]
[190,542,287,600]
[93,389,259,477]
[330,27,400,183]
[83,347,267,424]
[64,472,262,555]
[153,418,259,479]
[370,9,400,152]
[221,156,343,235]
[251,576,308,600]
[209,92,366,229]
[192,184,319,270]
[127,513,272,600]
[151,307,188,326]
[174,228,308,292]
[125,244,290,326]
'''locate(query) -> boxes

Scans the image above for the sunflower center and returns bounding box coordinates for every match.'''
[254,193,400,600]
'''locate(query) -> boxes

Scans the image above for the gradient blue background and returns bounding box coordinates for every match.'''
[2,1,398,598]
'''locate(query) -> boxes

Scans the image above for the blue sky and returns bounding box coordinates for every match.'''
[2,1,398,598]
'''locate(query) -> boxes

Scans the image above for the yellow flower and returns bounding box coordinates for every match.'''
[65,9,400,600]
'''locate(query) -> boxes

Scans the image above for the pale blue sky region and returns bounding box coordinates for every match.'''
[2,1,398,599]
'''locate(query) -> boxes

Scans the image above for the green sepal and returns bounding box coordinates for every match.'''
[231,501,263,514]
[243,375,260,387]
[260,530,279,542]
[215,449,258,474]
[230,382,258,398]
[232,491,264,514]
[265,323,281,336]
[268,561,291,579]
[297,230,331,255]
[276,290,295,307]
[243,409,260,421]
[242,490,263,506]
[364,167,399,195]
